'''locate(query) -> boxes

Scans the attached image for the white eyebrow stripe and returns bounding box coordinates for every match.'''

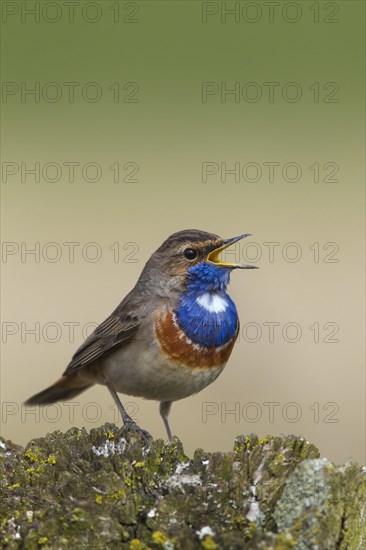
[196,293,228,313]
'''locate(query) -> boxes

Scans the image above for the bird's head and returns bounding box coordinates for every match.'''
[141,229,257,295]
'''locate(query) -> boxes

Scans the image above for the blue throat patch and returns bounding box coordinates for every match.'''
[175,263,239,348]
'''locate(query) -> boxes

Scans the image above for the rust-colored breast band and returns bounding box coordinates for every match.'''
[155,309,238,368]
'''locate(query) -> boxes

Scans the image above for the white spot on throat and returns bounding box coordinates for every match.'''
[196,292,228,313]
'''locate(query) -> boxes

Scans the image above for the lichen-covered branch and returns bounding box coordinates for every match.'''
[0,424,365,549]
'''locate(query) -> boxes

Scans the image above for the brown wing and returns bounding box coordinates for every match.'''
[63,306,139,376]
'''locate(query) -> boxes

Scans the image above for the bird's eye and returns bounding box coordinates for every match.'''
[183,248,198,260]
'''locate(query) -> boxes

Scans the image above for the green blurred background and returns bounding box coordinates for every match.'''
[1,1,365,464]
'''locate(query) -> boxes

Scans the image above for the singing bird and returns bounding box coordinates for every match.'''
[26,230,257,441]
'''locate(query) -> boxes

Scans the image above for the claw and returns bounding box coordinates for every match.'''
[124,419,153,443]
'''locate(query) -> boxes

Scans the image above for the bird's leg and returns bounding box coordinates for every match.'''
[104,378,152,442]
[159,401,173,442]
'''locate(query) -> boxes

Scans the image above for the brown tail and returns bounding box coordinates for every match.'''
[25,375,92,405]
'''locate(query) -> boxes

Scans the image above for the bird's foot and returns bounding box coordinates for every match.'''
[123,419,152,443]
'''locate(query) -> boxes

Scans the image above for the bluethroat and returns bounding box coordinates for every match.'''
[26,230,257,441]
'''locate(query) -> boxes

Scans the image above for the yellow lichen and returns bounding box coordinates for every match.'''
[24,448,41,463]
[245,522,257,539]
[24,448,57,466]
[71,508,87,522]
[201,535,218,549]
[275,533,296,548]
[245,436,253,450]
[95,495,103,504]
[234,516,246,529]
[130,539,149,550]
[152,530,175,547]
[109,489,125,501]
[152,531,167,544]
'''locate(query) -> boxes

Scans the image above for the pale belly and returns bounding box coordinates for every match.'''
[96,340,226,402]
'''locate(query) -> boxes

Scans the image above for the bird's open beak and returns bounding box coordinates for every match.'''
[207,233,259,269]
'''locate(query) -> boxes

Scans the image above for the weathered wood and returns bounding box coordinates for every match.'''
[1,424,365,549]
